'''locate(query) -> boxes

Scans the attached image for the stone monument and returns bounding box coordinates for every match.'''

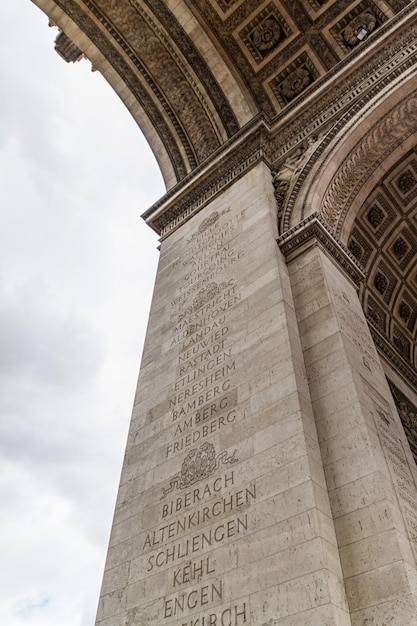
[32,1,417,623]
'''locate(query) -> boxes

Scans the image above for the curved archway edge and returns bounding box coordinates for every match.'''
[26,3,417,625]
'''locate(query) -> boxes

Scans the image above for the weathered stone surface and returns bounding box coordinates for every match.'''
[95,164,351,624]
[31,1,417,622]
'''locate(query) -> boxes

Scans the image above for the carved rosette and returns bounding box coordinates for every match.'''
[252,17,281,53]
[343,12,377,46]
[280,68,311,100]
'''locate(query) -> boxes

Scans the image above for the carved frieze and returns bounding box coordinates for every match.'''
[321,90,417,235]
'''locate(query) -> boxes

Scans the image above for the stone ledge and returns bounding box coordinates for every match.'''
[277,213,366,288]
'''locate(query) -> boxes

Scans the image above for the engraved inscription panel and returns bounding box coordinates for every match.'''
[102,167,326,624]
[124,202,254,624]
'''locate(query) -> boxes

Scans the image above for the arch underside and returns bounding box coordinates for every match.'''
[30,0,417,449]
[32,0,414,188]
[280,70,417,397]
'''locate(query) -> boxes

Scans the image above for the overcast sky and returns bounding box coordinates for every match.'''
[0,2,165,625]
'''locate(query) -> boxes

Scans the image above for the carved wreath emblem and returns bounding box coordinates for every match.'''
[198,211,220,233]
[161,443,238,498]
[192,282,230,310]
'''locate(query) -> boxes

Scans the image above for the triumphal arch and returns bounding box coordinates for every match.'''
[32,0,417,623]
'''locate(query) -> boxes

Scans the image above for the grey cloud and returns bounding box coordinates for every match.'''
[0,280,104,387]
[14,593,51,619]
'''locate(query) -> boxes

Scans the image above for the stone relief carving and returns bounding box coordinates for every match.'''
[398,402,417,443]
[273,134,322,222]
[397,170,417,194]
[280,67,311,100]
[198,211,221,233]
[321,91,417,235]
[367,205,385,228]
[392,237,409,260]
[343,11,377,47]
[374,272,388,295]
[399,302,411,322]
[252,16,282,54]
[161,443,238,498]
[273,150,304,208]
[193,282,229,309]
[239,3,290,66]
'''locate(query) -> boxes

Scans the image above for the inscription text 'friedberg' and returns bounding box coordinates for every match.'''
[166,211,243,464]
[148,211,253,622]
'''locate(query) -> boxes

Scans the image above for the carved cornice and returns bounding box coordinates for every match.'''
[143,117,271,238]
[277,213,366,287]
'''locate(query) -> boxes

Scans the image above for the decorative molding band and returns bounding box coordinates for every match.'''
[322,88,417,236]
[280,34,417,232]
[143,119,271,238]
[271,12,417,165]
[277,213,366,287]
[368,316,417,389]
[139,0,239,137]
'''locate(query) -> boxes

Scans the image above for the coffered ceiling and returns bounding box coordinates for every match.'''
[348,147,417,386]
[34,0,415,186]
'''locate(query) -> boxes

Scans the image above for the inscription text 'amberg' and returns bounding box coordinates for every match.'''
[50,1,417,623]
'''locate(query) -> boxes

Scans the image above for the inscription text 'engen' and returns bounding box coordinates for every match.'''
[164,581,223,618]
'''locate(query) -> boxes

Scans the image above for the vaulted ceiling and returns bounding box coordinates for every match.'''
[348,147,417,384]
[33,0,415,187]
[31,0,417,403]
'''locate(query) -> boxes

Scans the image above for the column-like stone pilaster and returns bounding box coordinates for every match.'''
[96,165,351,625]
[279,215,417,625]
